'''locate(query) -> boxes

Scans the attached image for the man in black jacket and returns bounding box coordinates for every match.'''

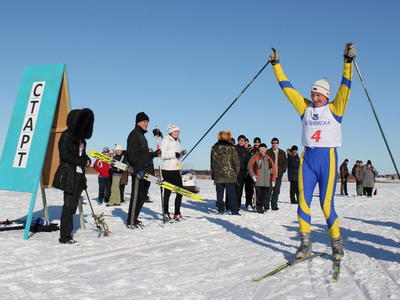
[235,135,248,209]
[287,145,300,204]
[53,108,94,244]
[126,112,159,228]
[266,137,288,210]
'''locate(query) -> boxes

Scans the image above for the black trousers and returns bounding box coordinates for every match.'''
[365,187,373,197]
[127,177,150,225]
[255,186,269,209]
[266,177,282,210]
[98,177,111,202]
[60,173,85,242]
[244,175,254,206]
[120,184,125,202]
[290,180,299,203]
[236,174,245,208]
[340,178,348,195]
[162,170,183,215]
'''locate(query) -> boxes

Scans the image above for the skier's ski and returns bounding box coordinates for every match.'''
[88,150,204,202]
[252,252,328,282]
[332,259,341,283]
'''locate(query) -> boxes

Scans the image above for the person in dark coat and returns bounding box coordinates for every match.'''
[53,108,94,244]
[266,137,288,210]
[287,145,300,204]
[235,135,248,209]
[339,159,349,195]
[126,112,160,228]
[211,131,240,215]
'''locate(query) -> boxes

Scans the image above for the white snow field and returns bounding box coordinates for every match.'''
[0,175,399,299]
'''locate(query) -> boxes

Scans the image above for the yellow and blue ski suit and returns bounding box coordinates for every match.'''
[272,62,353,238]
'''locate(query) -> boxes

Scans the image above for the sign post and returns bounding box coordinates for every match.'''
[0,64,70,239]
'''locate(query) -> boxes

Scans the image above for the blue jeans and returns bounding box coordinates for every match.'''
[216,183,238,213]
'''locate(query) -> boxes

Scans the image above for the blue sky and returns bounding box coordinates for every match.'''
[0,0,399,173]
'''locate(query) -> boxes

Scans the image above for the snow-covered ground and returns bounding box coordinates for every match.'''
[1,175,399,299]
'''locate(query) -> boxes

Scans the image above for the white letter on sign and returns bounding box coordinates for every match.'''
[13,81,46,168]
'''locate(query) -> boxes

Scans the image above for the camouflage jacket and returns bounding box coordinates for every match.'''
[211,140,240,183]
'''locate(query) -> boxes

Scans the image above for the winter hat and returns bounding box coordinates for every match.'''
[136,112,149,124]
[259,143,268,149]
[102,147,110,153]
[253,137,261,143]
[237,134,246,141]
[367,160,372,165]
[168,124,180,133]
[115,144,122,151]
[271,137,280,144]
[311,78,330,99]
[218,130,232,141]
[290,145,298,151]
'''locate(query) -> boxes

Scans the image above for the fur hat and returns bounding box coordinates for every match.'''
[114,144,122,151]
[218,130,232,141]
[311,78,330,99]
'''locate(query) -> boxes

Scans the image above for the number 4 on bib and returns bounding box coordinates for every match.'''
[310,130,322,142]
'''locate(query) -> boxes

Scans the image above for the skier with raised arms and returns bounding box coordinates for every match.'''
[268,43,357,260]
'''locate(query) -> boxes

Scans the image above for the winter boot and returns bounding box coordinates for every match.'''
[173,214,182,221]
[295,232,312,259]
[330,237,344,260]
[162,213,171,222]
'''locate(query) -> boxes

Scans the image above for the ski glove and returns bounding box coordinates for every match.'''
[152,128,163,138]
[153,149,161,157]
[268,48,280,65]
[180,149,187,157]
[175,152,181,159]
[344,42,356,62]
[136,170,146,179]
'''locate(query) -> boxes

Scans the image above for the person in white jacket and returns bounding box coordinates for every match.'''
[161,124,187,221]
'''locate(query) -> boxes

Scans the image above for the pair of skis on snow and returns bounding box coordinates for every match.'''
[252,252,341,283]
[87,150,204,203]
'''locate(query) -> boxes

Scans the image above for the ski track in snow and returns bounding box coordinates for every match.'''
[0,175,399,299]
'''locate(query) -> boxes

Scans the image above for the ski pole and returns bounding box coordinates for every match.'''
[84,189,101,229]
[353,59,400,178]
[183,61,270,161]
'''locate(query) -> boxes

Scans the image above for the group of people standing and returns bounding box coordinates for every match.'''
[210,132,300,215]
[93,145,128,206]
[53,41,359,264]
[340,159,378,197]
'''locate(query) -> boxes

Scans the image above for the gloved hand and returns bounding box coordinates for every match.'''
[268,48,280,65]
[136,170,146,179]
[152,128,163,138]
[271,180,276,187]
[175,152,181,159]
[344,42,356,62]
[180,149,187,157]
[153,149,161,157]
[252,176,257,182]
